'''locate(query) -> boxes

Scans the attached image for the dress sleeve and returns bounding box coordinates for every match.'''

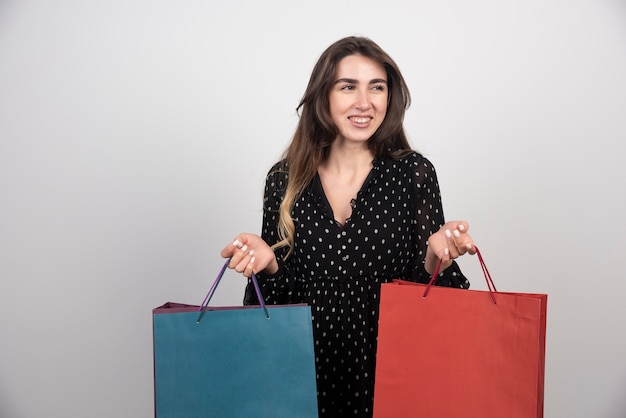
[409,154,470,289]
[243,161,298,305]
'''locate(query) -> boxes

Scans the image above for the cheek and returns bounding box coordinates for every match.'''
[329,96,349,120]
[376,98,389,118]
[370,91,387,109]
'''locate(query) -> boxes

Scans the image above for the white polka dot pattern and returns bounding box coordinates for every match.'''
[244,151,469,417]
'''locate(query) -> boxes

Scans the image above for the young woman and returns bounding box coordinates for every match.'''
[221,36,475,418]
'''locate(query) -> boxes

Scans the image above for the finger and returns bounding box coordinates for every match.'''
[225,239,247,268]
[444,229,461,258]
[222,236,244,258]
[455,227,477,255]
[455,222,476,254]
[221,238,240,258]
[220,246,234,258]
[437,247,453,272]
[243,255,256,278]
[452,228,469,256]
[233,249,254,273]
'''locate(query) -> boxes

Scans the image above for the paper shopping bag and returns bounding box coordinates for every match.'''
[373,248,547,418]
[153,260,319,418]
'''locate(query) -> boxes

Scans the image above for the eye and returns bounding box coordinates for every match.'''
[341,84,356,91]
[372,84,386,92]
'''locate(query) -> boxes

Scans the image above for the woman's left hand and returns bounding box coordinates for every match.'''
[424,221,476,275]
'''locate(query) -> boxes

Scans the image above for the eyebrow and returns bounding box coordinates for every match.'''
[334,78,388,85]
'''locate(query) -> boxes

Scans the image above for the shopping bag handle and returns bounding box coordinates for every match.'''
[196,258,270,323]
[423,246,498,304]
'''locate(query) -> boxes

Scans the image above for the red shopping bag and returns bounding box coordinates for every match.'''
[373,248,547,418]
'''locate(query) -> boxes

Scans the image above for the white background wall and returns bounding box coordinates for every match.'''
[1,0,625,416]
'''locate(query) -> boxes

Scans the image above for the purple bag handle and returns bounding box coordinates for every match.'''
[196,258,270,323]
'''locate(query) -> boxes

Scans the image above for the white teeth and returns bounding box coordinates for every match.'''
[352,117,370,124]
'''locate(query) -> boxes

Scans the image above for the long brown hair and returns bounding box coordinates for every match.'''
[274,36,413,258]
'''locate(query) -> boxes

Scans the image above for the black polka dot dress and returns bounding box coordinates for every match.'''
[244,151,469,418]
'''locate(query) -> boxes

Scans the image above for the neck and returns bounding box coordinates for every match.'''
[323,141,374,172]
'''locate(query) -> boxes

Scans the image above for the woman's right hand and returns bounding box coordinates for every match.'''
[220,233,278,277]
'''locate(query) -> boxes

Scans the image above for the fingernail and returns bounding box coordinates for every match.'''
[249,249,255,256]
[453,230,461,238]
[444,248,449,256]
[466,243,473,250]
[458,224,465,232]
[233,239,241,247]
[241,245,248,252]
[445,229,452,238]
[249,256,255,265]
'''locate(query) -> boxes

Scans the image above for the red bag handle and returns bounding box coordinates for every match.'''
[423,246,498,304]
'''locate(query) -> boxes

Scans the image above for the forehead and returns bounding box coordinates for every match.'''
[335,54,387,80]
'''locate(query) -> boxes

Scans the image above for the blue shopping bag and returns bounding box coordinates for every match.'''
[153,260,319,418]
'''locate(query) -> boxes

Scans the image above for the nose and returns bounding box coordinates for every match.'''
[355,89,371,110]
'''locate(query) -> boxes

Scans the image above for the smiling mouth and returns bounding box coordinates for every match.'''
[350,117,371,125]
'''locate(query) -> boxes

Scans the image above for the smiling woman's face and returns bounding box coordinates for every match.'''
[328,54,388,145]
